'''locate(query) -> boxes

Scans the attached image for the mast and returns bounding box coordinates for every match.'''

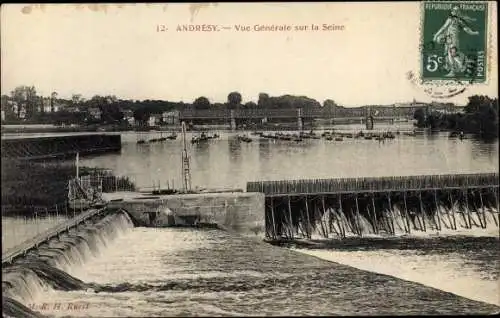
[76,152,79,179]
[181,122,192,192]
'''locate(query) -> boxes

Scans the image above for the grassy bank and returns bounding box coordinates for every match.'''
[1,159,135,217]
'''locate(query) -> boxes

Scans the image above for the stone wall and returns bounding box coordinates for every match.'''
[107,192,265,236]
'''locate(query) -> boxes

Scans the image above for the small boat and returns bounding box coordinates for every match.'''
[325,136,333,141]
[166,132,178,140]
[334,137,343,141]
[364,136,373,140]
[237,135,252,143]
[137,139,147,144]
[384,132,395,139]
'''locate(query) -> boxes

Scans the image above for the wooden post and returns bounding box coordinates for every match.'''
[297,207,306,238]
[321,196,329,238]
[265,209,271,239]
[387,193,395,235]
[371,194,378,234]
[288,196,294,239]
[315,206,326,238]
[355,195,362,236]
[76,152,79,179]
[403,191,411,234]
[464,189,472,229]
[337,195,346,238]
[433,189,442,231]
[490,188,499,227]
[304,196,311,239]
[448,192,457,230]
[479,190,486,229]
[418,192,426,232]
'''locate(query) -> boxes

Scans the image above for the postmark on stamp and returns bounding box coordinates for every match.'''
[421,1,488,84]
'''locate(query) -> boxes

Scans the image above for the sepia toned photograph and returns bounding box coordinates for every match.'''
[1,2,499,317]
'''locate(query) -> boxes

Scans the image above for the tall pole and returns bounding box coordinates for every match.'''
[76,152,80,179]
[181,122,192,192]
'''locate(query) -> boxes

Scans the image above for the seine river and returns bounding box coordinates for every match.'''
[77,124,498,190]
[2,124,499,316]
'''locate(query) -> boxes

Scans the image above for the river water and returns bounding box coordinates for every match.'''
[78,125,498,190]
[2,125,499,316]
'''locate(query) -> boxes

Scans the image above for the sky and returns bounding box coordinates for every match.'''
[1,2,498,107]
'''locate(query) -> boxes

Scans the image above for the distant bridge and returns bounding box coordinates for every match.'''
[177,108,413,129]
[178,108,413,120]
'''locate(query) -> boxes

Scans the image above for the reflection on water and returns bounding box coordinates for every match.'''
[73,128,498,190]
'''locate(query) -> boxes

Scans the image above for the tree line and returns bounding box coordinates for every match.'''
[1,86,338,126]
[413,95,499,139]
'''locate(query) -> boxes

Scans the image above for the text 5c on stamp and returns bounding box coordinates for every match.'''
[421,2,488,83]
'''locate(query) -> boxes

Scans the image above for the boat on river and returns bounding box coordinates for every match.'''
[237,135,253,143]
[191,132,220,144]
[166,132,178,140]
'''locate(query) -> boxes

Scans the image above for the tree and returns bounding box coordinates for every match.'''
[258,93,270,108]
[100,104,124,123]
[227,91,242,109]
[323,99,337,109]
[133,107,150,125]
[193,96,210,110]
[244,101,257,109]
[50,92,58,113]
[413,108,426,127]
[10,86,37,119]
[72,94,83,106]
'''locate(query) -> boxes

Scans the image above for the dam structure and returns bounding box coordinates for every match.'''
[0,134,121,161]
[2,172,499,316]
[246,173,500,240]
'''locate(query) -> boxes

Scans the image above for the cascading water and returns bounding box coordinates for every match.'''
[2,210,134,315]
[307,200,499,239]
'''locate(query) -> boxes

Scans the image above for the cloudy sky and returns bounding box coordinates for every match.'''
[1,2,497,106]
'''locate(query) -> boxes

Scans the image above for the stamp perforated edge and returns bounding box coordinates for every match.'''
[418,1,492,87]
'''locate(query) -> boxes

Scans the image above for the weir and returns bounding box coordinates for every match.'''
[2,173,499,316]
[2,210,134,316]
[1,189,265,316]
[246,173,499,239]
[2,208,108,266]
[0,134,121,161]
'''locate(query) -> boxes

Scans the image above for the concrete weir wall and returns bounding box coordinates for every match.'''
[105,192,265,235]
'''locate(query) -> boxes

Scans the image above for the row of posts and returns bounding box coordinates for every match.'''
[265,188,499,240]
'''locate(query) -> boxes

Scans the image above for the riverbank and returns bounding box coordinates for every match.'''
[1,160,135,217]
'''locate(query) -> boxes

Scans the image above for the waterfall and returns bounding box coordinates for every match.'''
[308,201,499,239]
[2,211,134,307]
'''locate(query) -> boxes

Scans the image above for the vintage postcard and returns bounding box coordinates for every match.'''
[1,2,498,318]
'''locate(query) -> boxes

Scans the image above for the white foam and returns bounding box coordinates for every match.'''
[295,248,500,306]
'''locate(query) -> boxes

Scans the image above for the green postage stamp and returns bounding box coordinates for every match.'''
[421,1,488,83]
